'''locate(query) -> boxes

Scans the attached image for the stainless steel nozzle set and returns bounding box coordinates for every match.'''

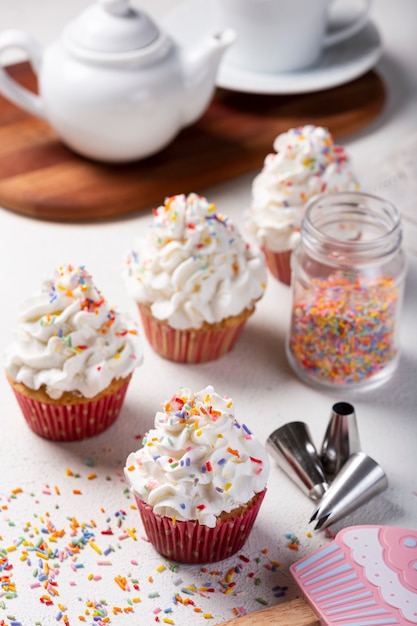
[266,402,388,529]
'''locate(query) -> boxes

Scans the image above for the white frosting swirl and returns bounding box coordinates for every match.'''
[125,193,267,330]
[5,265,143,400]
[246,126,360,252]
[124,385,269,528]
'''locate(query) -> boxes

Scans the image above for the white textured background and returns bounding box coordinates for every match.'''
[0,1,416,625]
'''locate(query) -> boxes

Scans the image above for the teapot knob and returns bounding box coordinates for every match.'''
[99,0,130,17]
[64,0,159,53]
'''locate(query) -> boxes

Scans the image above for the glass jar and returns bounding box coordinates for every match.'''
[286,192,407,391]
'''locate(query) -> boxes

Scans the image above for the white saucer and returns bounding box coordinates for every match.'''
[162,0,383,95]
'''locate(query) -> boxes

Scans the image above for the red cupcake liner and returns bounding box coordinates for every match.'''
[135,489,266,564]
[11,379,131,441]
[263,248,292,286]
[138,304,251,363]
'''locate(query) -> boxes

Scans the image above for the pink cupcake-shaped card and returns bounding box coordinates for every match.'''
[290,525,417,625]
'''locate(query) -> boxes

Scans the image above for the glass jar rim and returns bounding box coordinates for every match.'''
[302,191,403,261]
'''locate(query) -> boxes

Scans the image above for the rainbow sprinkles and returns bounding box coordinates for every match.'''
[0,459,297,626]
[288,271,400,387]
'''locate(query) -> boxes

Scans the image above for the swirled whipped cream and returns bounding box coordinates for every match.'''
[124,385,269,528]
[246,125,360,252]
[5,265,143,400]
[125,193,267,330]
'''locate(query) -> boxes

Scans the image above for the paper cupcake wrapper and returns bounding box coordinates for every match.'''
[263,248,292,286]
[135,489,266,564]
[11,379,131,441]
[138,304,251,363]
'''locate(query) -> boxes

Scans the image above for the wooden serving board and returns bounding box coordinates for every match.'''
[220,597,319,625]
[0,62,385,222]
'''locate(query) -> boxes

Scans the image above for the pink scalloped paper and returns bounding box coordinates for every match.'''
[135,489,266,564]
[11,378,131,441]
[290,525,417,625]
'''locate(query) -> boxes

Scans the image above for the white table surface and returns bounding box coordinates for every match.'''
[1,1,417,625]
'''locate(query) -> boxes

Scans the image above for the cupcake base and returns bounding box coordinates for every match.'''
[138,303,254,363]
[7,372,132,441]
[263,247,292,286]
[135,489,266,564]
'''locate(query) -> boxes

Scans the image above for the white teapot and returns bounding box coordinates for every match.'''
[0,0,235,162]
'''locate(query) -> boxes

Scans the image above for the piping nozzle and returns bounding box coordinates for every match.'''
[320,401,361,480]
[266,421,329,501]
[310,451,388,530]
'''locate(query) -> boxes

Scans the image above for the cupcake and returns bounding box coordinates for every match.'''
[125,193,267,363]
[246,125,360,286]
[5,264,143,441]
[124,385,269,563]
[290,525,417,626]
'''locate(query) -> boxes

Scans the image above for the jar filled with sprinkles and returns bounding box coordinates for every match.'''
[286,192,407,391]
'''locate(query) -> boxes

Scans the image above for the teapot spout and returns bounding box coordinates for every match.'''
[181,28,236,127]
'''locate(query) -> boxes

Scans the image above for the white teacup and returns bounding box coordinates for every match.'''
[211,0,373,74]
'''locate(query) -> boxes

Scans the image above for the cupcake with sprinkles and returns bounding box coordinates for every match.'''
[5,264,143,441]
[245,125,360,285]
[125,192,267,363]
[124,385,269,563]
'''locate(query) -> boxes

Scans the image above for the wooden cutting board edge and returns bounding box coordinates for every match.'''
[220,597,320,626]
[0,63,386,223]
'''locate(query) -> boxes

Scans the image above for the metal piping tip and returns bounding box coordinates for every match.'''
[313,513,331,530]
[310,451,388,530]
[320,401,361,480]
[266,421,329,501]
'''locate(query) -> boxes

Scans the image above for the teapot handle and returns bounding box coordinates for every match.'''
[0,29,45,119]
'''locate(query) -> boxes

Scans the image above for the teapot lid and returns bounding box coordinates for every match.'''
[64,0,160,53]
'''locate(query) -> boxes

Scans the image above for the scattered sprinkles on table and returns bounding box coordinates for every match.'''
[288,271,400,386]
[0,457,312,626]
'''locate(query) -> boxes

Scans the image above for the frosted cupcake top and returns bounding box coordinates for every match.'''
[125,193,267,330]
[5,264,143,400]
[124,385,269,528]
[246,125,360,252]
